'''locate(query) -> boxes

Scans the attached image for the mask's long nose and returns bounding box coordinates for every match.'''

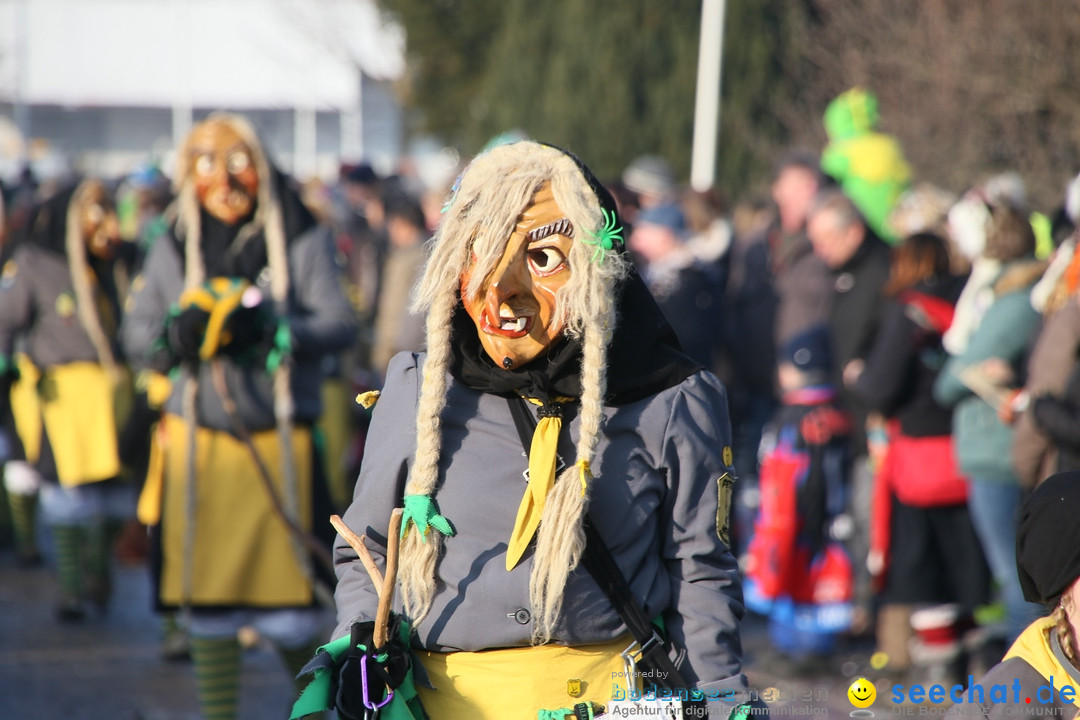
[483,241,529,325]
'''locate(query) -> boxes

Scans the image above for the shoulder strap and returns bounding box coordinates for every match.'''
[505,396,690,690]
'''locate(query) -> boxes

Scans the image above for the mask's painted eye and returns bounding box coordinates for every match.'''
[227,151,251,175]
[194,153,216,176]
[527,246,567,276]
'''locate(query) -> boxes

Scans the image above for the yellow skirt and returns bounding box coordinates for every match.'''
[155,413,314,607]
[36,361,131,486]
[416,634,634,719]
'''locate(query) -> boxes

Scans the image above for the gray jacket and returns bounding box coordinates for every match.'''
[121,225,356,430]
[334,351,751,699]
[0,244,121,367]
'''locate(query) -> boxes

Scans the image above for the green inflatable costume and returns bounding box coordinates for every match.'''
[821,87,912,245]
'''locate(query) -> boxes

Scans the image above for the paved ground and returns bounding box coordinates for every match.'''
[0,530,949,720]
[0,529,323,720]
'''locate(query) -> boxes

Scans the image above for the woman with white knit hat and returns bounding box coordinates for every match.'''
[332,141,755,719]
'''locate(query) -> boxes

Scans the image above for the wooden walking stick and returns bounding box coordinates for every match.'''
[329,508,403,649]
[330,514,384,589]
[374,508,404,649]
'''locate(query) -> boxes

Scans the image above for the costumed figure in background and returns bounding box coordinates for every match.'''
[821,87,912,245]
[121,113,356,720]
[0,179,134,619]
[324,141,759,719]
[744,324,854,668]
[945,471,1080,719]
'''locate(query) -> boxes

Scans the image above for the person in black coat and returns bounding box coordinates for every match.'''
[805,188,893,632]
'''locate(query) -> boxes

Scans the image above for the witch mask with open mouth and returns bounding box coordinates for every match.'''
[459,182,575,371]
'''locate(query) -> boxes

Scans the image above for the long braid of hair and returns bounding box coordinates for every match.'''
[178,186,205,288]
[65,183,118,379]
[259,170,315,594]
[397,278,457,622]
[530,319,609,643]
[1051,603,1079,666]
[177,182,203,612]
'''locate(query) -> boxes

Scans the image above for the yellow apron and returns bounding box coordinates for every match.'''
[157,413,315,607]
[36,362,131,486]
[416,634,634,719]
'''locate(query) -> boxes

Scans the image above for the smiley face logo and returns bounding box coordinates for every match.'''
[848,677,876,708]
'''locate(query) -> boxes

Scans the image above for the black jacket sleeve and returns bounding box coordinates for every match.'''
[851,300,915,415]
[1031,361,1080,451]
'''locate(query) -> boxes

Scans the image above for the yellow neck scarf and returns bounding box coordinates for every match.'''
[505,399,566,571]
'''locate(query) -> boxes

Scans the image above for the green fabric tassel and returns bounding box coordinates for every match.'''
[290,619,423,720]
[266,319,293,373]
[537,709,573,720]
[400,494,454,543]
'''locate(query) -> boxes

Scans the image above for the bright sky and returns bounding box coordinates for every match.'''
[0,0,405,110]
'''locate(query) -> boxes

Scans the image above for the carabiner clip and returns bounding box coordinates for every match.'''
[359,653,394,715]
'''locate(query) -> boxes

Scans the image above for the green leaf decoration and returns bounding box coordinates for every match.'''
[265,319,293,373]
[401,494,455,542]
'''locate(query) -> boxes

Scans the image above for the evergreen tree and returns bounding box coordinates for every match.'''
[379,0,798,202]
[377,0,507,146]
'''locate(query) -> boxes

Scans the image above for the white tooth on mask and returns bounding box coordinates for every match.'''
[500,318,526,332]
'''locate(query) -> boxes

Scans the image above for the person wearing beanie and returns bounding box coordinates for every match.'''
[0,179,133,617]
[744,323,855,671]
[331,141,758,718]
[945,471,1080,718]
[621,154,677,210]
[121,113,356,720]
[629,202,721,369]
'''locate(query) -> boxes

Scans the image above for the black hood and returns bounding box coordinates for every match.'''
[10,182,82,258]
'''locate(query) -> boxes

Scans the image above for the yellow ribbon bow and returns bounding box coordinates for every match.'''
[505,400,564,572]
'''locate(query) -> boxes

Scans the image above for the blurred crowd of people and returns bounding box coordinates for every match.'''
[3,85,1080,717]
[591,87,1080,694]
